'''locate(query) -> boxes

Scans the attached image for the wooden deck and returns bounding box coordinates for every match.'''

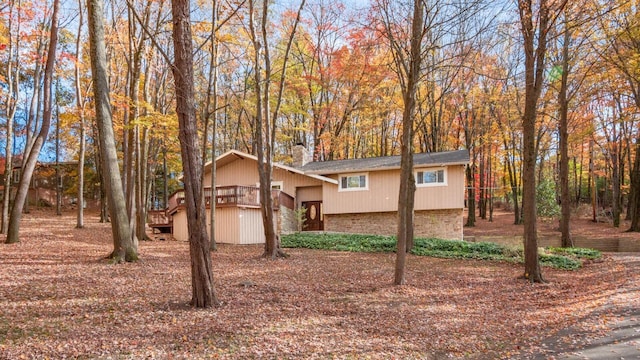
[148,210,172,233]
[147,186,295,233]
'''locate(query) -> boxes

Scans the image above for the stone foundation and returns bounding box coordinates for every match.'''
[279,206,298,234]
[324,209,463,240]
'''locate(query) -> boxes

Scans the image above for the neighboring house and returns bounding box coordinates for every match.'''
[161,147,469,243]
[0,160,83,208]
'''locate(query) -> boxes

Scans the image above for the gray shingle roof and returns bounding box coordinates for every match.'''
[298,149,469,175]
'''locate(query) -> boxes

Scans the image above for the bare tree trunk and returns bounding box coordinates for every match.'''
[625,135,634,220]
[163,142,168,209]
[629,141,640,231]
[1,1,21,235]
[87,0,137,261]
[612,141,621,227]
[23,34,46,168]
[56,102,62,216]
[128,0,154,243]
[466,162,476,227]
[136,56,158,242]
[517,0,565,282]
[393,0,422,285]
[171,0,218,307]
[75,0,86,228]
[248,0,304,259]
[207,3,219,251]
[95,130,109,223]
[590,139,597,223]
[496,114,522,225]
[488,151,494,222]
[479,145,486,219]
[558,25,573,247]
[250,0,280,259]
[6,0,60,244]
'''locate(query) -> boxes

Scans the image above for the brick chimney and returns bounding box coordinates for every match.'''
[292,143,312,167]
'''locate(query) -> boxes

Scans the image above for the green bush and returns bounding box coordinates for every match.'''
[411,238,506,261]
[536,178,560,217]
[539,253,582,270]
[546,247,601,260]
[281,233,601,270]
[281,233,396,252]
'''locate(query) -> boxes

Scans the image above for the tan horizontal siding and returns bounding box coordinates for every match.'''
[323,165,465,214]
[296,186,323,208]
[206,159,322,197]
[414,165,465,210]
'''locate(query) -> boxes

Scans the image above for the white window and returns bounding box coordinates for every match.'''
[416,168,446,187]
[339,173,368,191]
[255,181,284,190]
[271,181,283,190]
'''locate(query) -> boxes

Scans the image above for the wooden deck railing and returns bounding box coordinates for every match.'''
[148,209,173,233]
[148,210,171,225]
[165,185,294,216]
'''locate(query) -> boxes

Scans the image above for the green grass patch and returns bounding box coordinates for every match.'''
[281,233,601,270]
[546,247,601,259]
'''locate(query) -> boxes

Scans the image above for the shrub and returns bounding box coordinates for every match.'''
[546,247,601,260]
[282,233,600,270]
[539,253,581,270]
[536,178,560,218]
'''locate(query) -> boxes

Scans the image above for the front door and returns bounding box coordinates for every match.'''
[302,201,323,231]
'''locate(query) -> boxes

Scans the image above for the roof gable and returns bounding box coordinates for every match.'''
[298,150,469,175]
[205,150,338,184]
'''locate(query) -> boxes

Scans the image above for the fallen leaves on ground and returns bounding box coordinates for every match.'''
[0,210,637,359]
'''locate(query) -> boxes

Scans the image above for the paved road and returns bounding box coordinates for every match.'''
[559,309,640,359]
[532,254,640,360]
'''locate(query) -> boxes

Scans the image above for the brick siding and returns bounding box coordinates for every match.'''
[324,209,463,240]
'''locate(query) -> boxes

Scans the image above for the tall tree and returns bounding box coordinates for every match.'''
[557,23,573,246]
[598,0,640,231]
[394,0,422,285]
[171,0,218,307]
[517,0,566,282]
[87,0,137,261]
[550,1,597,246]
[375,0,423,285]
[75,0,87,229]
[5,0,60,243]
[204,0,220,251]
[247,0,305,259]
[1,0,21,235]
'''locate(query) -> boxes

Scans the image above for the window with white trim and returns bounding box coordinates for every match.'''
[270,181,283,190]
[416,168,446,187]
[339,173,368,191]
[255,181,284,190]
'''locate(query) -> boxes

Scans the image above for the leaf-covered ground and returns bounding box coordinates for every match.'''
[0,210,638,359]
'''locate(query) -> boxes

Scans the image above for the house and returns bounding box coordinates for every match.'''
[166,150,334,243]
[161,147,469,243]
[0,160,90,209]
